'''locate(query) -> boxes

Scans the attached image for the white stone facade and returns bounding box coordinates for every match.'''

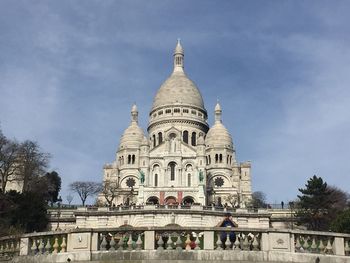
[100,41,252,207]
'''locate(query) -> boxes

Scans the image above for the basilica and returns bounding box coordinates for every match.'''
[100,41,252,207]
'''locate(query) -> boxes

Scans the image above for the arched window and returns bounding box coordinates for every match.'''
[169,162,176,181]
[132,154,135,164]
[191,132,196,146]
[128,155,131,164]
[188,174,191,187]
[206,156,208,165]
[215,154,218,163]
[158,132,163,144]
[183,130,188,144]
[154,174,158,187]
[219,154,223,163]
[153,134,156,147]
[208,155,211,164]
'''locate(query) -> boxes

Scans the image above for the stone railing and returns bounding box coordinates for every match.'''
[1,227,350,262]
[0,235,20,261]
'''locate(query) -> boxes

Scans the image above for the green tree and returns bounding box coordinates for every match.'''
[296,175,334,231]
[45,171,61,205]
[330,209,350,233]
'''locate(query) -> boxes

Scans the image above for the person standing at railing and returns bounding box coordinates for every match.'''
[216,213,238,248]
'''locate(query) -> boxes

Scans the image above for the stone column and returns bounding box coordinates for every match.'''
[19,237,30,256]
[204,231,214,250]
[333,237,345,256]
[144,231,155,250]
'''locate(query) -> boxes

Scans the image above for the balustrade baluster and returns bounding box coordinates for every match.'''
[9,241,14,255]
[117,234,124,251]
[194,233,200,250]
[295,235,301,252]
[53,237,59,253]
[127,234,133,250]
[175,234,182,251]
[136,234,143,250]
[61,237,67,252]
[100,235,108,251]
[234,233,241,251]
[38,238,45,254]
[215,233,223,250]
[252,234,260,251]
[45,237,52,254]
[166,234,173,250]
[157,234,164,250]
[243,234,250,251]
[325,238,333,255]
[310,237,317,253]
[185,234,191,251]
[345,239,350,256]
[225,233,232,250]
[318,239,325,254]
[109,235,116,251]
[300,236,306,252]
[30,238,37,255]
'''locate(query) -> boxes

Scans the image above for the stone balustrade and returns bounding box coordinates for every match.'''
[1,227,350,262]
[0,235,20,261]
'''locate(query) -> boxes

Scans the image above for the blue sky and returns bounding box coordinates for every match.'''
[1,1,350,204]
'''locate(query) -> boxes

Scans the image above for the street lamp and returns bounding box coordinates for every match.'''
[56,195,62,231]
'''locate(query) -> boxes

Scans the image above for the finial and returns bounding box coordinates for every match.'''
[173,39,184,73]
[131,103,138,123]
[214,102,222,123]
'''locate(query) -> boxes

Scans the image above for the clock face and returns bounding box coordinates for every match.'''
[126,177,136,188]
[214,177,224,187]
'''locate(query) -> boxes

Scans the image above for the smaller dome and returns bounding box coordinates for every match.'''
[205,102,233,149]
[205,122,233,148]
[119,123,145,149]
[119,105,145,150]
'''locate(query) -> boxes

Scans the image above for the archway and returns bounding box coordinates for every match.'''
[182,196,195,205]
[165,196,177,205]
[146,196,159,205]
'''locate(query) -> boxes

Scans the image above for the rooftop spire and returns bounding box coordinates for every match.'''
[173,39,184,73]
[131,103,138,123]
[214,101,222,123]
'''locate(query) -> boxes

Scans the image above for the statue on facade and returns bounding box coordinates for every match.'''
[199,170,204,183]
[139,169,145,184]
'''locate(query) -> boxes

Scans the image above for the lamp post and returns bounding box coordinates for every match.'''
[56,195,62,231]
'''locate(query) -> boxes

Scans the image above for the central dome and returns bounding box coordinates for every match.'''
[151,40,205,112]
[152,71,205,110]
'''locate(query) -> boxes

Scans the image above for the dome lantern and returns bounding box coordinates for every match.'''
[214,101,222,123]
[131,103,138,124]
[173,39,184,73]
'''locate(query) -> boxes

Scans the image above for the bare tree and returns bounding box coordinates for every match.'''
[66,194,73,205]
[18,140,50,192]
[101,180,119,207]
[224,194,239,207]
[69,181,101,206]
[328,186,349,210]
[0,131,20,192]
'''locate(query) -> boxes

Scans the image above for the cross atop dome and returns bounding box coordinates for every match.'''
[173,39,184,73]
